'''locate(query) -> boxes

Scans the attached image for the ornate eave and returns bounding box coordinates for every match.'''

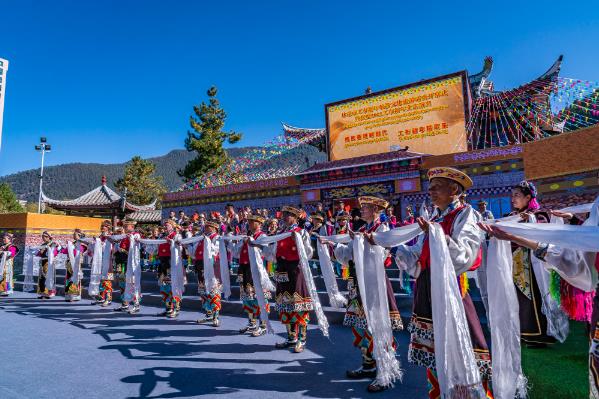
[282,123,326,151]
[42,176,156,214]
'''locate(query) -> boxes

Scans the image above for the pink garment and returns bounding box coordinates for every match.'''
[4,245,17,258]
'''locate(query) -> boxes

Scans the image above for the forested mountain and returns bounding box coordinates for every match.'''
[0,148,253,202]
[0,145,326,202]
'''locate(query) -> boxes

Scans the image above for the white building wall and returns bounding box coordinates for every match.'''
[0,58,8,150]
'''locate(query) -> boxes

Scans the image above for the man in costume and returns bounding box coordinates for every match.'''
[0,233,19,297]
[195,219,223,327]
[327,196,403,393]
[234,214,270,337]
[157,219,181,318]
[264,205,313,353]
[477,200,494,221]
[395,167,492,398]
[36,231,59,299]
[308,213,332,276]
[333,214,351,278]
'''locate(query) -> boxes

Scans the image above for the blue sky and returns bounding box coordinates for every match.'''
[0,0,598,176]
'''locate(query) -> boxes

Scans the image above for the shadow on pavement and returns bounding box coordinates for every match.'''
[1,296,425,398]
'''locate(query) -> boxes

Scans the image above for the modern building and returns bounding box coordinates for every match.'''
[0,57,8,150]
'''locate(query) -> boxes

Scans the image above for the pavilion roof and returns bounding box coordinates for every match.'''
[41,176,156,213]
[128,209,162,223]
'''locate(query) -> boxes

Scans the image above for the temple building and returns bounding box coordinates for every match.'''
[42,176,157,223]
[161,56,599,220]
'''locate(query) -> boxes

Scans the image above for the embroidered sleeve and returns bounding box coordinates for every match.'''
[395,235,424,278]
[446,207,484,275]
[301,229,314,259]
[537,244,596,292]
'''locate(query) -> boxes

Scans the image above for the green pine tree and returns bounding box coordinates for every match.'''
[0,183,24,213]
[179,86,242,180]
[115,156,166,206]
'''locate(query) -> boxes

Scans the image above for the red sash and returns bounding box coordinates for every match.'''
[418,206,482,271]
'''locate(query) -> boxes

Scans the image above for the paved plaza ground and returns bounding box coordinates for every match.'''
[0,292,427,399]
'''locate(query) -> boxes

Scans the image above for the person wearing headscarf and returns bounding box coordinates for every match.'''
[36,231,59,299]
[508,180,557,347]
[0,233,19,297]
[395,167,492,398]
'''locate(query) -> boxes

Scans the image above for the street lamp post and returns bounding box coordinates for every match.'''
[35,137,51,213]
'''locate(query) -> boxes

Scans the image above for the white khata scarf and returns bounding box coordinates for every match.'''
[202,236,219,295]
[484,198,599,399]
[217,233,276,331]
[22,246,41,292]
[486,238,528,399]
[249,238,276,332]
[46,244,57,292]
[0,251,7,279]
[137,235,187,301]
[318,223,423,387]
[169,238,185,301]
[87,238,103,296]
[254,231,330,337]
[218,237,232,299]
[428,223,485,398]
[67,241,84,285]
[353,234,403,387]
[125,234,141,300]
[101,239,112,279]
[315,235,347,308]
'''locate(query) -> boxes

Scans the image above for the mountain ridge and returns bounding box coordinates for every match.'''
[0,147,256,202]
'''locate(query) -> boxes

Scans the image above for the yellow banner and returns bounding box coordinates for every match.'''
[326,74,468,160]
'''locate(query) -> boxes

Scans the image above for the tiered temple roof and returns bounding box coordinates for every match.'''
[282,123,326,152]
[467,55,566,149]
[42,176,156,217]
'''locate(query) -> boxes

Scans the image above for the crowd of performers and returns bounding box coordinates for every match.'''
[3,166,599,398]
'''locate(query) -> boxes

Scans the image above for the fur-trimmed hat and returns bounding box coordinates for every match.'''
[336,214,350,222]
[427,167,473,190]
[164,219,178,228]
[204,219,220,230]
[358,196,389,210]
[281,205,302,218]
[310,213,324,223]
[246,214,266,224]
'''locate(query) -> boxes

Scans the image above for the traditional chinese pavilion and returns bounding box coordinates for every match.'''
[42,176,157,222]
